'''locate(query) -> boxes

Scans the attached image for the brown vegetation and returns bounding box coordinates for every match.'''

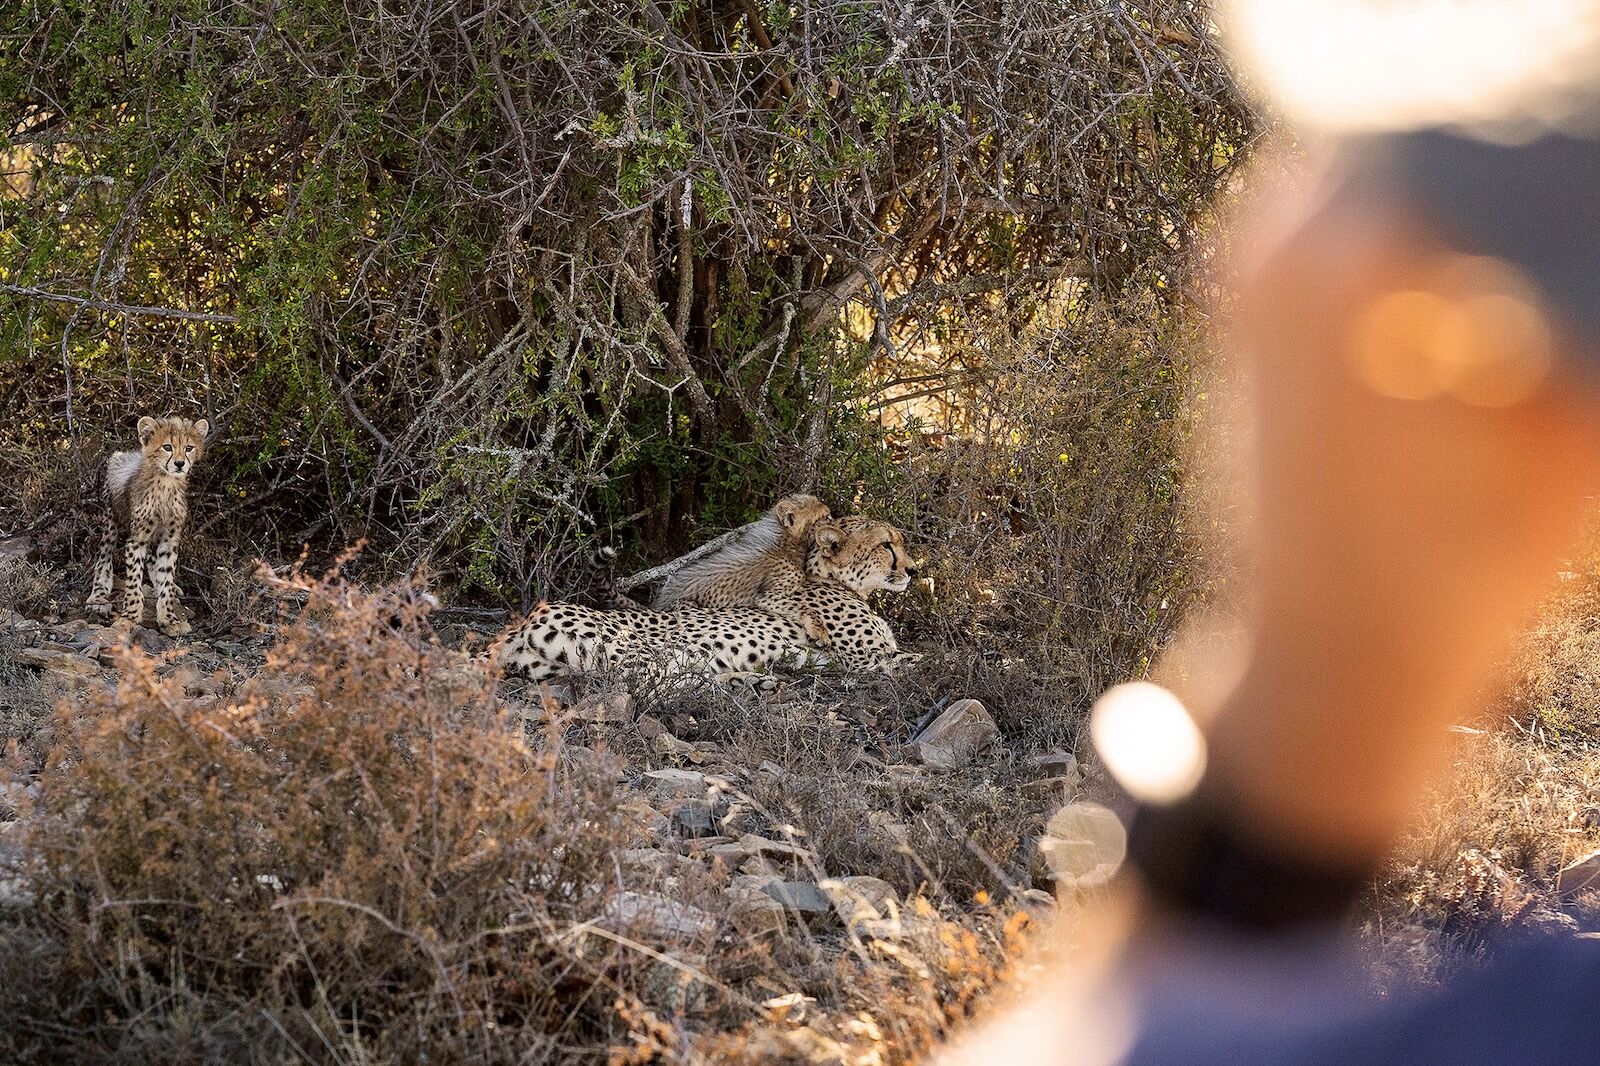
[0,565,1058,1063]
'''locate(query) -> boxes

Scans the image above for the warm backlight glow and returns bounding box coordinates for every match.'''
[1089,682,1207,805]
[1222,0,1600,135]
[1348,256,1554,406]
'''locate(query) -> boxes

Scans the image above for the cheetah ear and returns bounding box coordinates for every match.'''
[192,418,210,440]
[136,416,158,445]
[775,498,801,529]
[812,523,845,554]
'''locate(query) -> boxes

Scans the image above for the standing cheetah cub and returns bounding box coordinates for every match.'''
[654,493,835,642]
[86,415,209,636]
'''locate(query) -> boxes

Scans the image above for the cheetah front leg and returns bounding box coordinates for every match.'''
[85,513,118,616]
[152,533,189,636]
[120,535,150,626]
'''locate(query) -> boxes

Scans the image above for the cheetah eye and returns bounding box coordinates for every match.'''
[162,443,173,452]
[880,540,892,550]
[185,444,194,453]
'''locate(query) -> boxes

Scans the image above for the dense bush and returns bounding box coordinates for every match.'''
[1,0,1252,603]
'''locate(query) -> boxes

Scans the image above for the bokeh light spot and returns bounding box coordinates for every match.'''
[1089,682,1207,805]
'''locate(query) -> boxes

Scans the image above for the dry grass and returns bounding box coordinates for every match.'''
[0,566,1047,1064]
[1366,541,1600,990]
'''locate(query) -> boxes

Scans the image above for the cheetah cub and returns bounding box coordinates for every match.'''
[654,493,835,643]
[86,415,209,636]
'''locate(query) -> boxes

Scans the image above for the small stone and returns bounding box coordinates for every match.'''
[68,624,118,650]
[597,891,717,946]
[708,841,749,865]
[0,534,36,560]
[1029,750,1080,778]
[718,803,758,836]
[1558,849,1600,895]
[15,645,103,683]
[728,872,782,895]
[671,801,716,838]
[908,698,999,768]
[619,848,681,877]
[867,811,910,846]
[763,991,816,1022]
[129,626,176,655]
[820,875,899,925]
[855,916,924,940]
[642,768,706,801]
[564,746,625,779]
[764,880,834,918]
[635,715,668,741]
[1018,887,1057,917]
[640,953,711,1013]
[685,741,720,765]
[737,833,815,863]
[728,896,787,939]
[574,691,633,724]
[536,681,576,707]
[619,801,671,841]
[1022,776,1080,801]
[683,835,735,856]
[0,821,30,909]
[652,732,698,758]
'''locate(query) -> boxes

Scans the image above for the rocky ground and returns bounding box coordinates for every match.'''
[0,564,1094,1060]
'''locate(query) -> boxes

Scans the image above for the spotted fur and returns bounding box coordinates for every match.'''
[653,494,833,639]
[495,517,918,683]
[85,415,209,636]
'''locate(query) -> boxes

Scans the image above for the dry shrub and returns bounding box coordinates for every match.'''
[1366,546,1600,989]
[0,556,54,619]
[1367,729,1600,990]
[0,567,655,1063]
[692,906,1037,1066]
[863,293,1207,746]
[1500,540,1600,740]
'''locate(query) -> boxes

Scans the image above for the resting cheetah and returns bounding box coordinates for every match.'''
[85,415,209,636]
[654,493,834,641]
[496,517,918,682]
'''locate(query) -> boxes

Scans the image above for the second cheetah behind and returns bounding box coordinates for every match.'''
[653,493,834,641]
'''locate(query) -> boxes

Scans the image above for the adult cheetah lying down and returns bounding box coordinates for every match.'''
[495,517,918,682]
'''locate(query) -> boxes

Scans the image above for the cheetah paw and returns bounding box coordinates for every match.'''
[159,618,192,637]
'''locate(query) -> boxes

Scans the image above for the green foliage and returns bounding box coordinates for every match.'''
[0,0,1252,598]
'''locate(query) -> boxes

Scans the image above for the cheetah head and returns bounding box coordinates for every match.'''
[772,493,832,541]
[807,516,916,595]
[138,415,210,479]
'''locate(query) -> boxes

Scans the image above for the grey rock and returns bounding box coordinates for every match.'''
[737,833,814,863]
[619,848,681,877]
[820,875,899,925]
[671,801,716,837]
[15,645,103,683]
[634,714,669,741]
[1029,750,1080,778]
[1558,848,1600,895]
[764,880,834,917]
[908,698,999,768]
[642,768,706,801]
[598,891,717,946]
